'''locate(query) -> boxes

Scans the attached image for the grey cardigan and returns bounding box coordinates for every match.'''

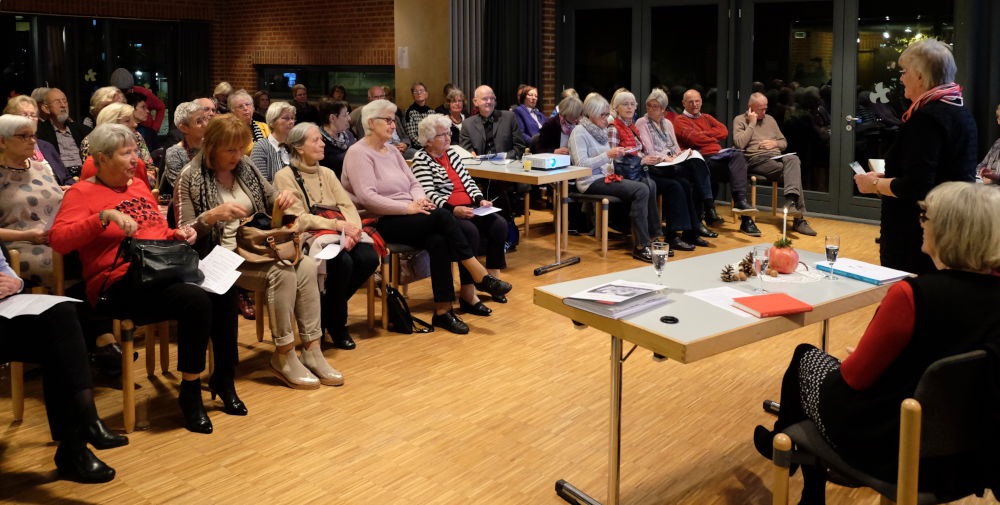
[567,125,613,192]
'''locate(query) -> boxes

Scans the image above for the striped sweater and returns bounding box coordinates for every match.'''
[409,147,484,210]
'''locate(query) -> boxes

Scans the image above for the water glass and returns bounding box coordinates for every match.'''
[650,241,669,285]
[824,235,840,280]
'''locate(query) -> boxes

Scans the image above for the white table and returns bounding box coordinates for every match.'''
[533,245,891,505]
[466,161,592,275]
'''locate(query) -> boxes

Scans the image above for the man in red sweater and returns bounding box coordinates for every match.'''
[673,89,761,236]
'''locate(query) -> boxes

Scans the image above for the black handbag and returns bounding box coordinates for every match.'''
[385,285,433,334]
[115,237,204,287]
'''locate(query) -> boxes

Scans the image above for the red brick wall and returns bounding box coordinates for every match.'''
[541,0,556,113]
[0,0,218,20]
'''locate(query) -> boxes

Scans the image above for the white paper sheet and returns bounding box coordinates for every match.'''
[472,206,502,217]
[683,286,754,318]
[868,158,886,174]
[849,161,866,175]
[0,294,81,319]
[770,152,797,160]
[655,149,700,167]
[314,243,343,260]
[192,246,245,294]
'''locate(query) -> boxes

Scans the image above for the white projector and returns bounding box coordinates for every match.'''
[523,153,571,170]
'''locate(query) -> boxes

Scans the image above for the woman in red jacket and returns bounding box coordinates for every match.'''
[50,123,244,435]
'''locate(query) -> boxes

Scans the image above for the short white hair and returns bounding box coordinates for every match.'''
[286,122,320,163]
[174,101,203,128]
[228,89,253,111]
[30,87,50,104]
[899,39,957,87]
[609,91,636,112]
[581,93,610,120]
[0,114,34,138]
[922,182,1000,271]
[213,81,233,96]
[88,123,135,163]
[417,114,451,146]
[645,89,669,109]
[360,99,397,136]
[265,101,296,128]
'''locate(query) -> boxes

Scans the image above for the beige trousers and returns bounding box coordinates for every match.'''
[236,259,322,347]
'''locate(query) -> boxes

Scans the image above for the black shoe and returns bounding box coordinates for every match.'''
[330,332,357,350]
[208,377,247,416]
[91,343,136,376]
[491,293,508,303]
[55,444,116,484]
[459,299,492,316]
[432,310,469,334]
[82,419,128,450]
[632,247,652,263]
[740,217,762,237]
[682,231,709,247]
[753,425,774,460]
[473,275,512,299]
[704,206,724,227]
[698,222,719,238]
[734,198,755,211]
[178,379,213,434]
[667,236,695,252]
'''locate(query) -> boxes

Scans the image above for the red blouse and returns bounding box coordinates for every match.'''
[436,152,473,207]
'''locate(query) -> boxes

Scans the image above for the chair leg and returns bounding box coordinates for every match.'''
[771,181,779,216]
[380,259,389,330]
[772,433,792,505]
[657,194,664,225]
[159,322,170,373]
[11,362,24,422]
[366,275,376,331]
[254,290,265,343]
[896,399,922,505]
[144,325,156,377]
[207,340,214,378]
[119,320,136,433]
[600,199,609,258]
[523,191,530,239]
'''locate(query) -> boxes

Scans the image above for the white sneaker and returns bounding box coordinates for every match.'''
[269,351,320,390]
[299,345,345,386]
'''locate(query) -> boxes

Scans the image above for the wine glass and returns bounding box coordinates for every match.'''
[752,246,769,293]
[824,235,840,280]
[650,241,669,285]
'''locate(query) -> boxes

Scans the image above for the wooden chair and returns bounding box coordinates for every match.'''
[771,350,997,505]
[379,243,420,330]
[567,192,622,258]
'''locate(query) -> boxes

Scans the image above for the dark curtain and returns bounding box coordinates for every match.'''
[482,0,542,111]
[176,21,211,101]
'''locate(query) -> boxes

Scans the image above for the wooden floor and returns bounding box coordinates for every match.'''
[1,205,995,505]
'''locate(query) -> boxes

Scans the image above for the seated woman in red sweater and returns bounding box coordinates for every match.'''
[50,123,244,436]
[754,181,1000,504]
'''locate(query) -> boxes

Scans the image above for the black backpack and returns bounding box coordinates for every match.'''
[385,285,433,334]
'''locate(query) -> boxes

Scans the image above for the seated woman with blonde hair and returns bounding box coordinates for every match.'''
[83,86,124,129]
[79,102,155,187]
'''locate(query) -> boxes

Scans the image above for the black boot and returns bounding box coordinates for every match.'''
[81,419,129,449]
[703,202,724,227]
[682,230,709,247]
[178,379,213,434]
[55,442,116,484]
[733,192,755,211]
[208,375,247,416]
[740,216,762,237]
[698,222,719,238]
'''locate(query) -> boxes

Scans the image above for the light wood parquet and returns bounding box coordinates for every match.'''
[1,206,995,505]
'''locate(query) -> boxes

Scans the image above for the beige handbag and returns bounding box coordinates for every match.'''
[235,213,303,265]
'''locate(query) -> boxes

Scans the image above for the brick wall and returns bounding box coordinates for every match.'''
[541,0,556,113]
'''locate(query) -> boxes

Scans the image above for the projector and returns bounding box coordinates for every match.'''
[523,153,571,170]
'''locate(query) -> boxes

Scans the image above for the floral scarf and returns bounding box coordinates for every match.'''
[901,83,963,123]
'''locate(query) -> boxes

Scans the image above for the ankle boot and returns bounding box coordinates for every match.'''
[178,379,213,434]
[208,375,247,416]
[299,344,345,386]
[733,192,755,211]
[55,442,116,484]
[81,419,129,449]
[269,350,321,390]
[703,203,724,226]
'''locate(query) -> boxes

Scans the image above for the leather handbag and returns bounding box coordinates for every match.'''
[385,285,433,334]
[235,212,303,265]
[116,238,204,287]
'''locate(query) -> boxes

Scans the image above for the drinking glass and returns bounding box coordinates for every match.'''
[824,235,840,280]
[650,241,669,285]
[752,246,769,293]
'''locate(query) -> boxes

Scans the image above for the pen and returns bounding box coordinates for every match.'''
[489,196,499,202]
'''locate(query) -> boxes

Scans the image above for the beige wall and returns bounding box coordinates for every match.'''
[394,0,451,111]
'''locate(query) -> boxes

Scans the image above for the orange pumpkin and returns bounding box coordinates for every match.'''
[768,238,799,274]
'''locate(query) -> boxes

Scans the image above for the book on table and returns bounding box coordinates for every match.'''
[814,258,911,285]
[731,292,813,318]
[563,280,668,319]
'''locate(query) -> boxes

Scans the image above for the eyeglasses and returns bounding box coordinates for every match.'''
[412,89,427,95]
[19,112,39,119]
[373,117,397,125]
[278,115,296,122]
[434,131,451,139]
[11,133,37,141]
[235,103,253,110]
[370,94,387,100]
[918,202,929,223]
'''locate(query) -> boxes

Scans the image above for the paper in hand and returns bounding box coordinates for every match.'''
[0,294,80,319]
[192,246,245,294]
[314,243,343,260]
[849,161,866,175]
[472,206,502,217]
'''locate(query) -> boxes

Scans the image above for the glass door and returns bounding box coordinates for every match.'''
[558,0,639,101]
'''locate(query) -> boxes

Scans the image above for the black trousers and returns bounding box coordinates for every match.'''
[0,302,93,441]
[648,173,699,232]
[455,212,508,285]
[376,209,476,303]
[99,279,239,380]
[321,242,380,337]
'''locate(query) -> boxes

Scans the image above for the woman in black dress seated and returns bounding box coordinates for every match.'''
[754,181,1000,504]
[0,249,128,483]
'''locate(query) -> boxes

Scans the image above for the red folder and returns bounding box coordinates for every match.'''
[732,292,813,318]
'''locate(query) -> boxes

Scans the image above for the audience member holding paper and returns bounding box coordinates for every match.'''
[732,92,815,236]
[635,88,720,239]
[272,122,379,351]
[50,123,241,437]
[412,114,508,316]
[177,114,343,391]
[753,182,1000,504]
[975,104,1000,185]
[0,250,129,484]
[853,39,977,275]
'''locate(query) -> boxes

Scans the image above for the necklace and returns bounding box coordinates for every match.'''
[0,158,29,171]
[95,174,127,193]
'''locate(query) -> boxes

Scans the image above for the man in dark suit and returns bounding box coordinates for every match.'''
[460,85,526,159]
[36,88,91,179]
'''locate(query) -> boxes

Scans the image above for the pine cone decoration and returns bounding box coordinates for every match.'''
[738,252,756,277]
[720,264,739,282]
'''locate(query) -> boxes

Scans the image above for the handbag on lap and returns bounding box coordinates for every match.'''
[235,212,303,265]
[114,237,204,288]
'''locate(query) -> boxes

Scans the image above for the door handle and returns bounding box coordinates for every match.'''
[844,114,857,122]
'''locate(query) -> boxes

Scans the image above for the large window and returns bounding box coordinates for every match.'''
[572,8,632,100]
[257,65,394,106]
[649,5,719,117]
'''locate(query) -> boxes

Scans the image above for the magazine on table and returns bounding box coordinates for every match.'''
[563,280,668,319]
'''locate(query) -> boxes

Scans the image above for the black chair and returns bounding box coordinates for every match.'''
[771,350,999,505]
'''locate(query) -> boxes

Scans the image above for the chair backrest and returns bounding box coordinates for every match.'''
[912,349,995,458]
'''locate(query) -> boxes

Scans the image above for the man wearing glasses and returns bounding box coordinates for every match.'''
[36,88,91,179]
[350,85,415,158]
[459,85,526,160]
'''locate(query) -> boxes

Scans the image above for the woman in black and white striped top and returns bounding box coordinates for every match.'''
[410,114,509,313]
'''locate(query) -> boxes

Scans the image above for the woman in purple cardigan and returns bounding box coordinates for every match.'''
[513,85,547,144]
[340,100,513,334]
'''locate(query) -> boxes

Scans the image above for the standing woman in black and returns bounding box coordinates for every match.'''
[853,39,977,275]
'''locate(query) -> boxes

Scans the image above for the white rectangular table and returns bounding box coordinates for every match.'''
[533,245,891,505]
[466,161,592,275]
